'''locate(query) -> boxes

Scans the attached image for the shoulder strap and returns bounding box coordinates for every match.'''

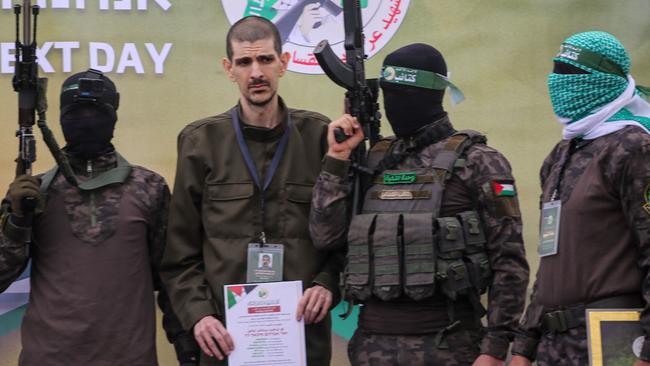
[40,166,59,193]
[431,130,486,182]
[367,137,396,171]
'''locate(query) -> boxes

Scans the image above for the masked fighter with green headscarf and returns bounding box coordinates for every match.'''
[510,31,650,366]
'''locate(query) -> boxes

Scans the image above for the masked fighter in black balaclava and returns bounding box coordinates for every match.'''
[0,69,200,366]
[310,43,529,366]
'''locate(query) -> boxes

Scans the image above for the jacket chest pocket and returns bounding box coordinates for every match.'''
[283,182,313,237]
[204,182,255,237]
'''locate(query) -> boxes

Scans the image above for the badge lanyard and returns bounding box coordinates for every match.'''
[549,138,591,201]
[539,138,591,257]
[231,108,291,245]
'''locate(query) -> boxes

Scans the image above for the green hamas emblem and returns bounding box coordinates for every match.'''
[643,184,650,215]
[384,172,417,185]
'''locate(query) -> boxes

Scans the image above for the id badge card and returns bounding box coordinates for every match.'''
[246,243,284,283]
[539,200,562,257]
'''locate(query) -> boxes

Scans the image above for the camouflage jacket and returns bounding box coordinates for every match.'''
[0,151,197,363]
[512,126,650,361]
[309,119,529,360]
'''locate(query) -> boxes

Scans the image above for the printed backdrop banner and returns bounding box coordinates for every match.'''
[0,1,649,365]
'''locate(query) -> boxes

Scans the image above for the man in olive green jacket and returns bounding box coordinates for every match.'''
[161,16,342,366]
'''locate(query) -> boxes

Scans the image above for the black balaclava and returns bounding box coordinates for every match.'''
[381,43,448,137]
[60,69,120,159]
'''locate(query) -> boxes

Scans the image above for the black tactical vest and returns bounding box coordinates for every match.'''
[344,130,492,304]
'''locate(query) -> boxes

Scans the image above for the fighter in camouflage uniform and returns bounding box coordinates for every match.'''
[0,69,199,366]
[510,32,650,366]
[310,44,529,365]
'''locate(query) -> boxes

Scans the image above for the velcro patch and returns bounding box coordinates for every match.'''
[383,172,417,185]
[495,197,521,218]
[371,190,432,200]
[492,180,516,197]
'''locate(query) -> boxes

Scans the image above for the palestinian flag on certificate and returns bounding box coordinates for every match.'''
[492,180,516,197]
[226,285,257,309]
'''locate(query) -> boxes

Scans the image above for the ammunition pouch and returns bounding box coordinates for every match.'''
[403,213,435,300]
[344,210,491,303]
[436,217,472,301]
[372,214,402,301]
[343,130,493,304]
[345,213,376,301]
[458,211,491,293]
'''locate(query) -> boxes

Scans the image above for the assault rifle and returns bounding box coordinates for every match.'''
[274,0,342,44]
[12,0,78,200]
[313,0,381,215]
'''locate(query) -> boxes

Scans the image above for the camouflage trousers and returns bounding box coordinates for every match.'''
[347,328,483,366]
[536,325,588,366]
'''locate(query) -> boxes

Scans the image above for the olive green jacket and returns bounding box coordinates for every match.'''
[161,100,342,365]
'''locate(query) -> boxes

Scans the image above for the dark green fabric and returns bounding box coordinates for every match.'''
[162,102,341,365]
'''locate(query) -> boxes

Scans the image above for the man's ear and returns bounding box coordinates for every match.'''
[223,57,235,81]
[279,51,290,77]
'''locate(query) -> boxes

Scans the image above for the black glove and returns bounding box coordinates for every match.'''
[174,334,200,366]
[8,175,41,219]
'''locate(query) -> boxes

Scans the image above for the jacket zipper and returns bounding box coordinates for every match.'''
[87,160,97,227]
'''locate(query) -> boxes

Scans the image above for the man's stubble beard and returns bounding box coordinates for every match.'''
[246,90,277,108]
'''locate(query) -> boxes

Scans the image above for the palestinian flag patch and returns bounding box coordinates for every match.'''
[492,180,516,197]
[643,184,650,216]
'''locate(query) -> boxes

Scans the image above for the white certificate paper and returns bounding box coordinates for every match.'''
[224,280,307,366]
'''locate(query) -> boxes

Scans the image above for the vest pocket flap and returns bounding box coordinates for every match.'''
[402,213,436,300]
[457,211,486,248]
[403,213,434,245]
[465,252,492,292]
[372,213,401,245]
[436,217,465,254]
[346,214,376,292]
[207,183,254,201]
[286,183,313,203]
[372,214,402,300]
[347,213,377,246]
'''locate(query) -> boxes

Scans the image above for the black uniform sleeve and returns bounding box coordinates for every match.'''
[147,177,200,365]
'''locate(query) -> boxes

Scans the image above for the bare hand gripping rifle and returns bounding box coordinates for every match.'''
[13,0,78,207]
[313,0,381,215]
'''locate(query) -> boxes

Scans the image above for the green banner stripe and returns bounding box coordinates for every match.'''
[0,305,27,337]
[330,302,359,340]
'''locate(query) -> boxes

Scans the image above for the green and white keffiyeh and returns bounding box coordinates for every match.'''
[547,31,650,140]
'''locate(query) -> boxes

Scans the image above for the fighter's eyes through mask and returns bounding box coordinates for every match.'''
[553,61,590,75]
[555,43,626,78]
[62,106,103,119]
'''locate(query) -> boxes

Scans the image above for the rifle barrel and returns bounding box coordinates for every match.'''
[23,0,31,45]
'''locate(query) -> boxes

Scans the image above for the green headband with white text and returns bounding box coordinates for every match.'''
[555,43,627,78]
[380,65,465,105]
